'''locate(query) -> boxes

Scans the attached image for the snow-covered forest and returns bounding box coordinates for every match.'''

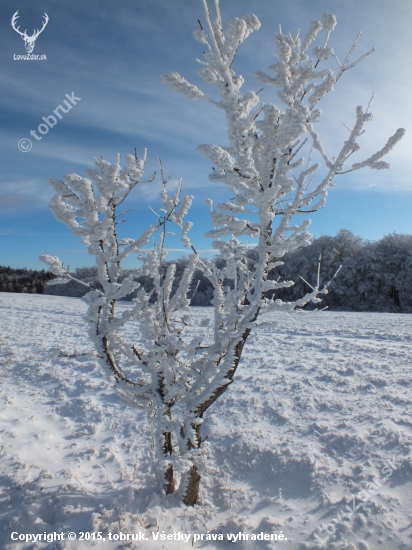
[11,229,404,313]
[4,229,412,313]
[5,229,412,314]
[0,265,56,294]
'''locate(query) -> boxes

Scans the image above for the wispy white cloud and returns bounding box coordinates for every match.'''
[0,178,53,210]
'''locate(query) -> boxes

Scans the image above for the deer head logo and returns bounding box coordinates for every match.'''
[11,11,49,54]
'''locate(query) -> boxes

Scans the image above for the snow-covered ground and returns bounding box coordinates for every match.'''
[1,292,412,549]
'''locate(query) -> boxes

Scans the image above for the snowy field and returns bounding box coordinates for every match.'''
[1,292,412,549]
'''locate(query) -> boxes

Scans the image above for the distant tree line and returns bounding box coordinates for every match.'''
[0,265,56,294]
[3,230,411,312]
[273,230,412,313]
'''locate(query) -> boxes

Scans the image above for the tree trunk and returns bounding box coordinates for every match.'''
[163,430,175,494]
[181,329,255,505]
[183,465,201,505]
[182,422,202,505]
[165,464,175,494]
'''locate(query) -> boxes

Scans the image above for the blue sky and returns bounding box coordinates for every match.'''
[1,0,411,269]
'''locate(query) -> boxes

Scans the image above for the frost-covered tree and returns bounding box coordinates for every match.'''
[355,233,412,311]
[41,1,404,505]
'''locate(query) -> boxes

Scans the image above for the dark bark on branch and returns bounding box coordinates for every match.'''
[195,319,256,419]
[165,464,175,494]
[162,404,175,494]
[183,466,201,506]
